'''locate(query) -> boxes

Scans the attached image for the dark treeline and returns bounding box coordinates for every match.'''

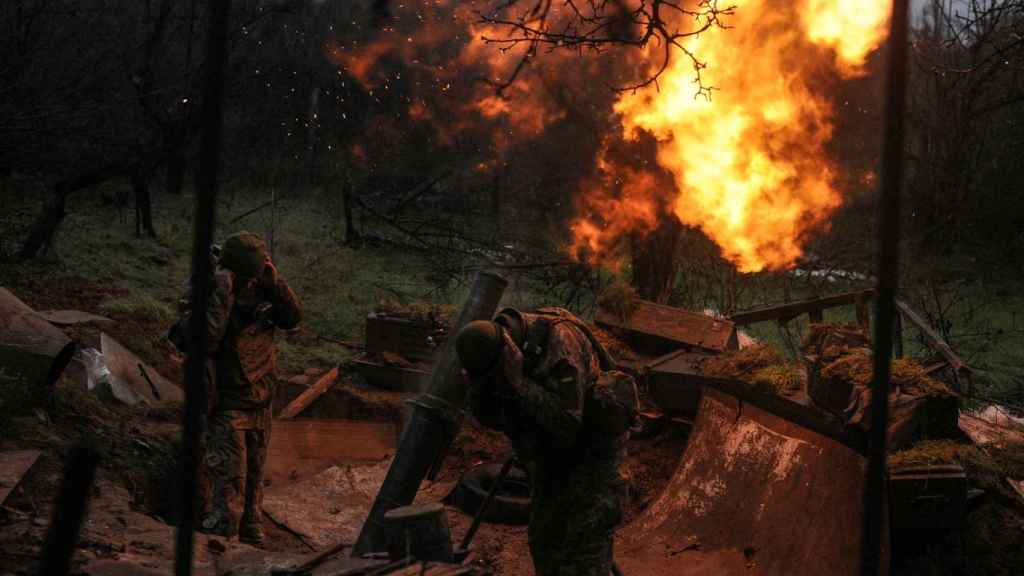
[1,0,1022,275]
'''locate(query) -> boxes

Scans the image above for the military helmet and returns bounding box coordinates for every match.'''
[455,320,504,378]
[493,307,527,348]
[219,231,269,279]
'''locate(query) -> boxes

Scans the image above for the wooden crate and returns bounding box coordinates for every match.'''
[365,313,445,362]
[596,300,738,356]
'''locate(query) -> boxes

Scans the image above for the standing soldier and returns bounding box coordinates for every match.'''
[455,308,638,575]
[176,231,302,544]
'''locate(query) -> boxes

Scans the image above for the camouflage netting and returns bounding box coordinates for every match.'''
[890,439,1024,500]
[596,282,640,322]
[802,322,871,363]
[590,324,636,365]
[374,299,455,327]
[700,344,806,396]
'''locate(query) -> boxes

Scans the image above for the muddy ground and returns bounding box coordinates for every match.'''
[0,270,689,575]
[3,269,1024,575]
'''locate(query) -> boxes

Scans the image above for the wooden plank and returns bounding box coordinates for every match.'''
[35,310,113,325]
[266,419,397,485]
[0,450,41,505]
[595,300,738,354]
[730,289,876,326]
[279,366,340,419]
[894,299,969,375]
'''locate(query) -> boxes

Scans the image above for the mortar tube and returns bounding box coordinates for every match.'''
[352,271,508,557]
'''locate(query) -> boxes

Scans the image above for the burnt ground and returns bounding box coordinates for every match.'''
[2,268,1024,575]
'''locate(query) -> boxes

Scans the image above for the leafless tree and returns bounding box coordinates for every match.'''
[476,0,734,94]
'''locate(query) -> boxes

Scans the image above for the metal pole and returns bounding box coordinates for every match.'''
[861,1,910,574]
[174,1,230,574]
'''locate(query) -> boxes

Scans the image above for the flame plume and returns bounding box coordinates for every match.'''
[574,0,891,272]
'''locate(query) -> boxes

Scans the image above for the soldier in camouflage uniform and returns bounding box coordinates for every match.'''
[455,308,638,575]
[184,231,302,544]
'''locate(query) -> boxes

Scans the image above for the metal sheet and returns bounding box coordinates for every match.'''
[619,388,882,576]
[0,450,41,505]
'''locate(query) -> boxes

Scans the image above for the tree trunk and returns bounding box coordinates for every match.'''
[342,181,360,245]
[165,126,187,195]
[18,165,121,259]
[491,168,501,234]
[132,170,156,237]
[630,216,683,304]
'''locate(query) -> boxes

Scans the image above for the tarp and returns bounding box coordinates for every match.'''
[618,387,884,575]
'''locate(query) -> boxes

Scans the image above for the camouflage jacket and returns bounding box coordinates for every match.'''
[180,267,302,412]
[468,312,634,512]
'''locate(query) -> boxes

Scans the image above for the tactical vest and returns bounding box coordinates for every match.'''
[503,307,616,379]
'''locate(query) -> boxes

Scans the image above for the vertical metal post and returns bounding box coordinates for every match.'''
[174,1,231,575]
[862,1,910,574]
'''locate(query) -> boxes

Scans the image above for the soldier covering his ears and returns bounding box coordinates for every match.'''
[455,307,638,575]
[173,231,302,544]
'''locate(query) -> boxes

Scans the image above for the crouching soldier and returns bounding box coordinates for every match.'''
[455,308,638,575]
[176,231,302,544]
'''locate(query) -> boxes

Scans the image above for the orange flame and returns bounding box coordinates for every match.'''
[575,0,891,272]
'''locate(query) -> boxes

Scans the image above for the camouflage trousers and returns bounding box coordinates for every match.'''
[202,408,272,537]
[528,484,623,576]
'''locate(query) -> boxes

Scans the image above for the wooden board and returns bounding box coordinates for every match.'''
[730,289,876,325]
[352,358,431,393]
[36,310,113,325]
[595,300,738,355]
[266,419,398,485]
[0,450,41,505]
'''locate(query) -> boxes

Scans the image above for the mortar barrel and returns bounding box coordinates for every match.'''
[352,271,508,556]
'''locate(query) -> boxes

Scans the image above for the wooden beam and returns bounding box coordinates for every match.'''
[894,299,968,374]
[278,366,339,419]
[730,289,876,326]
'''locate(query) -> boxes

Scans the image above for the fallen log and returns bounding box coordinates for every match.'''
[0,288,76,400]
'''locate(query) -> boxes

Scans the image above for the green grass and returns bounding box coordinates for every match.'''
[5,184,1024,398]
[99,292,176,323]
